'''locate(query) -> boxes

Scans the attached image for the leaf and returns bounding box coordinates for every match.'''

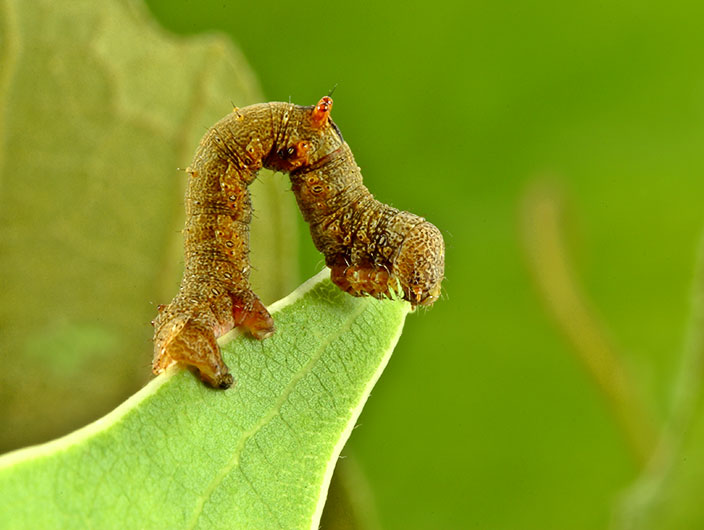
[0,270,411,529]
[0,0,297,451]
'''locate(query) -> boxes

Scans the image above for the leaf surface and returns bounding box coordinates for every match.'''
[0,270,410,529]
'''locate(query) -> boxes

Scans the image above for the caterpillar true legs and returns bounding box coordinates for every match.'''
[152,97,445,388]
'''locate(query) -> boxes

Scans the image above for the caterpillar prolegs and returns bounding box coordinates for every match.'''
[152,97,445,388]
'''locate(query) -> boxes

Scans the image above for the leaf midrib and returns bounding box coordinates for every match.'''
[186,300,368,529]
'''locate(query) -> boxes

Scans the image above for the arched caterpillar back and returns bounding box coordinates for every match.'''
[152,97,444,388]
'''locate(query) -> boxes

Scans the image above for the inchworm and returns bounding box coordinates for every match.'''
[152,97,445,388]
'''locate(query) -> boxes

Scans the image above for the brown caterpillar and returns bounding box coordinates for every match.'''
[152,97,444,388]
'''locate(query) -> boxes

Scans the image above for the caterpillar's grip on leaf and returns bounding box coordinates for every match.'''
[152,97,445,388]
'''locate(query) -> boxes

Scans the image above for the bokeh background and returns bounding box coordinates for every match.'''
[3,0,704,528]
[145,1,704,528]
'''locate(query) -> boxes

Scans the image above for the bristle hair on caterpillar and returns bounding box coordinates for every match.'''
[152,96,445,388]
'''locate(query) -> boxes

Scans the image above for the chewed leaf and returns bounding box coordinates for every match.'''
[0,270,410,529]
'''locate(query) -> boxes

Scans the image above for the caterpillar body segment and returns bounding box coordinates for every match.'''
[152,97,444,388]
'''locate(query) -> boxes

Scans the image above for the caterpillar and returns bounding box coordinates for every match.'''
[152,97,445,388]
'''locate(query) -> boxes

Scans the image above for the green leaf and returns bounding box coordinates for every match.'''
[0,0,297,451]
[0,270,411,529]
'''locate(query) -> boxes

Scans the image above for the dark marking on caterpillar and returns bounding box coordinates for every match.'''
[152,97,445,388]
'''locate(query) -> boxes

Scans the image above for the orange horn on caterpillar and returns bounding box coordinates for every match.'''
[311,96,333,128]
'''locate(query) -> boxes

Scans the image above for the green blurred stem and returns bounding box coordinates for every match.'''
[615,232,704,530]
[520,181,656,468]
[659,233,704,440]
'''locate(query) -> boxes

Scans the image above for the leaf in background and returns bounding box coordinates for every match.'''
[0,0,297,451]
[0,271,410,529]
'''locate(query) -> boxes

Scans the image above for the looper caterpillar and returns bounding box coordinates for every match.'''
[152,97,445,388]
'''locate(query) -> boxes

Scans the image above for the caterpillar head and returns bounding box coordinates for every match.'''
[393,221,445,306]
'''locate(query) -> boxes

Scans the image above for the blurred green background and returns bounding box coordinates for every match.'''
[3,0,704,528]
[142,0,704,528]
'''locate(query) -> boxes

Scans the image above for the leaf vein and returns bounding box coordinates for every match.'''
[186,301,368,528]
